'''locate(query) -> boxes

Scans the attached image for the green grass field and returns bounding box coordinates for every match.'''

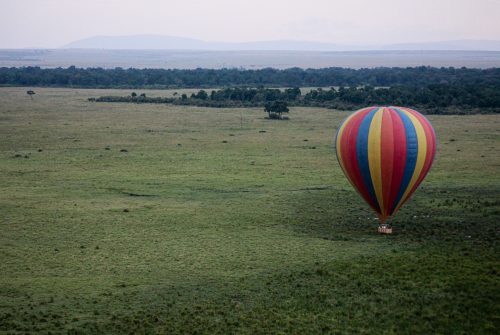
[1,87,499,334]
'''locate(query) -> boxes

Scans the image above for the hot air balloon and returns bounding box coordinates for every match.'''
[335,106,436,233]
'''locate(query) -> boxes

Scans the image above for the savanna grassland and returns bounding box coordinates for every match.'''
[0,87,499,334]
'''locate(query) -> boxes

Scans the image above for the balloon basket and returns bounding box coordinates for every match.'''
[378,224,392,234]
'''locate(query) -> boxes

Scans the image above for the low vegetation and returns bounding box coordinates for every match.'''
[94,85,500,114]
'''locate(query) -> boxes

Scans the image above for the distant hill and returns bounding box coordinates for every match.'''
[383,40,500,51]
[64,35,352,51]
[64,35,207,50]
[63,35,500,51]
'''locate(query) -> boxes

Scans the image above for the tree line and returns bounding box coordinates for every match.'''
[1,66,500,88]
[94,84,500,114]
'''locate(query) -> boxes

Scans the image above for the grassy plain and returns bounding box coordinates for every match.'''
[0,87,499,334]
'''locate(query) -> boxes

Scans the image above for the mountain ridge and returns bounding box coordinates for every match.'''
[63,35,500,51]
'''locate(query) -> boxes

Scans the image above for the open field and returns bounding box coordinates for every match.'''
[0,87,499,334]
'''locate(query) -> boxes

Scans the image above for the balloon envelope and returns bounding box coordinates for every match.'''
[335,106,436,223]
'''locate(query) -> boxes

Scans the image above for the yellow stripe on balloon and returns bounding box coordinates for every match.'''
[367,108,385,216]
[393,108,428,212]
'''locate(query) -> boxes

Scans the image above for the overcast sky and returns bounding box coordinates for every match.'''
[1,0,499,48]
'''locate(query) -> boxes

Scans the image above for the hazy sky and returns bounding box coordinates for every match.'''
[1,0,499,48]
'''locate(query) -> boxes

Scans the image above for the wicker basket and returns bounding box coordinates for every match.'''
[378,225,393,234]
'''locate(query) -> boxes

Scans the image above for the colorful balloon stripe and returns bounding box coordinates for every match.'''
[335,106,436,222]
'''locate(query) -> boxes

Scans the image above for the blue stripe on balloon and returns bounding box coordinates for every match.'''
[356,107,380,212]
[391,108,418,213]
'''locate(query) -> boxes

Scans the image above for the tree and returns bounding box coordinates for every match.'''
[140,93,146,97]
[191,90,208,100]
[284,87,301,100]
[264,101,289,119]
[27,90,35,99]
[196,90,208,100]
[131,92,137,97]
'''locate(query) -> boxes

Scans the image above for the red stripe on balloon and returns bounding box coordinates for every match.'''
[380,108,394,218]
[340,107,380,211]
[387,108,407,215]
